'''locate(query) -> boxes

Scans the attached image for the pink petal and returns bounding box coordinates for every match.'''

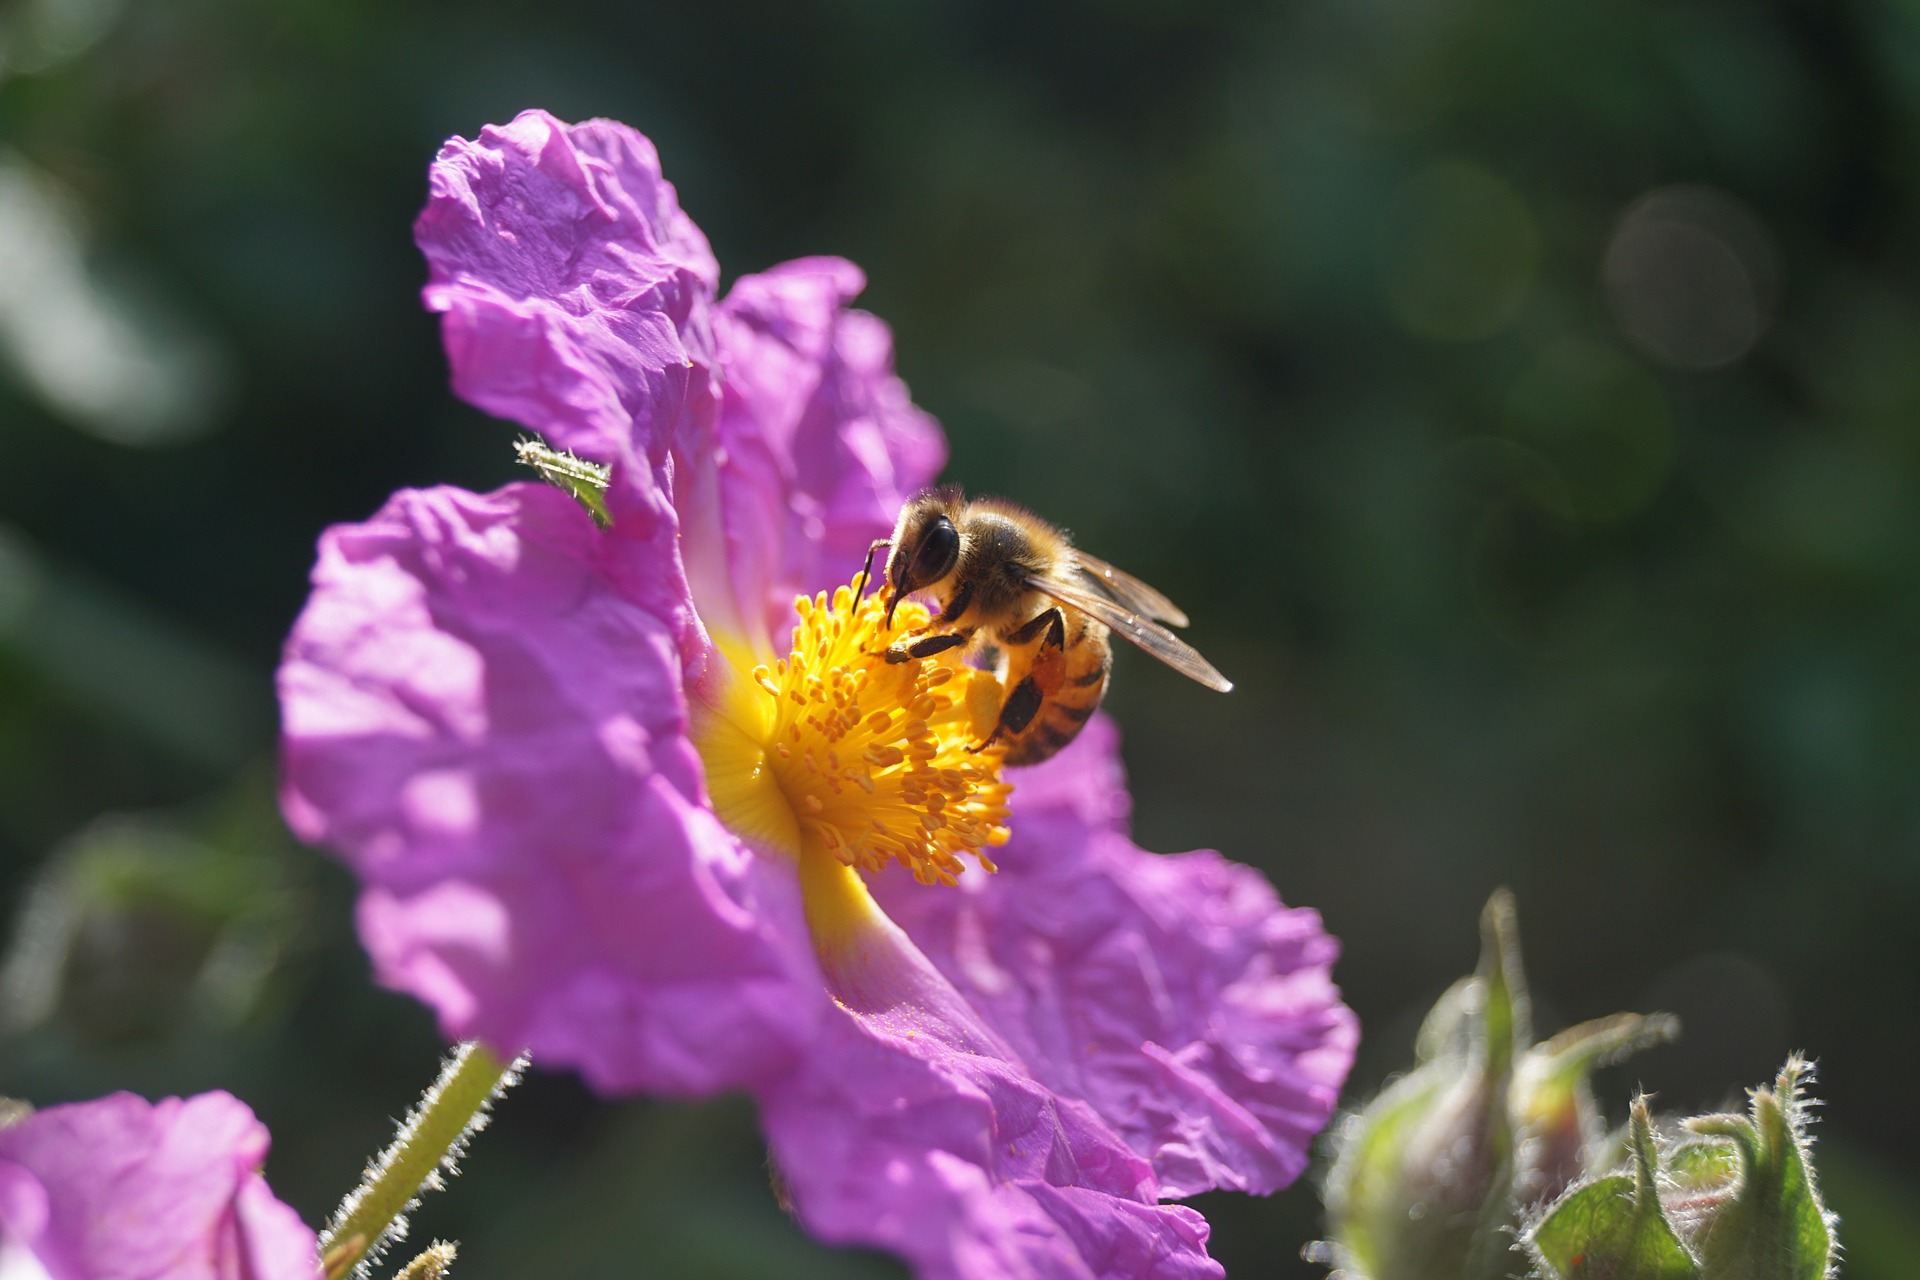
[876,717,1359,1198]
[757,903,1221,1280]
[278,482,823,1095]
[0,1092,320,1280]
[680,257,945,647]
[415,110,719,474]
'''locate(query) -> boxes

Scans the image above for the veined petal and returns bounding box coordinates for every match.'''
[760,851,1221,1280]
[0,1092,320,1280]
[278,483,822,1095]
[679,257,945,654]
[875,717,1358,1198]
[415,109,719,473]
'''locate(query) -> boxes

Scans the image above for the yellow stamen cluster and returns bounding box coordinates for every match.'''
[695,579,1012,886]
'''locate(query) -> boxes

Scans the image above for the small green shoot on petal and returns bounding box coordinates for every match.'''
[514,437,611,526]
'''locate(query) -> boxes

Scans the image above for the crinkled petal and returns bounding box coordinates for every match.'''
[679,256,945,650]
[876,717,1359,1198]
[278,482,822,1095]
[758,880,1221,1280]
[415,109,718,473]
[0,1092,320,1280]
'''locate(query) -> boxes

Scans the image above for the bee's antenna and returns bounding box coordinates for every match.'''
[856,539,889,608]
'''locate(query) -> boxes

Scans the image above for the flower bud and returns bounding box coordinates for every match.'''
[1525,1059,1837,1280]
[1511,1011,1679,1206]
[1316,892,1525,1280]
[1314,891,1681,1280]
[1669,1057,1837,1280]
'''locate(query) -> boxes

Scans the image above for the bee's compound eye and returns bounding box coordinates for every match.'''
[910,516,961,585]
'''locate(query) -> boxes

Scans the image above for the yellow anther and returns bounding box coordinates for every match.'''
[693,572,1012,887]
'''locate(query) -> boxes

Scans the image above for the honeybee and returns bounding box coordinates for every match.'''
[872,486,1231,765]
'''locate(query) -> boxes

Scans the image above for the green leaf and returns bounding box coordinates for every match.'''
[1526,1100,1700,1280]
[1530,1178,1704,1280]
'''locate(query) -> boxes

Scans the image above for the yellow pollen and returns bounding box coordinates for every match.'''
[693,577,1012,887]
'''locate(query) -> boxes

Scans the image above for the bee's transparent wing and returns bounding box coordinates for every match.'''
[1069,550,1191,627]
[1029,574,1233,692]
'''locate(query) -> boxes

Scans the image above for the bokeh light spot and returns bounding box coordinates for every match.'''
[1602,185,1777,370]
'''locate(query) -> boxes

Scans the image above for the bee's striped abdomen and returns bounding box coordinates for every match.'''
[999,614,1111,765]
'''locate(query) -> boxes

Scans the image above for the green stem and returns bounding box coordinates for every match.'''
[319,1042,522,1279]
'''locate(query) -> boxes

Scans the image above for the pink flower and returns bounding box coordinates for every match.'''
[279,110,1357,1279]
[0,1092,320,1280]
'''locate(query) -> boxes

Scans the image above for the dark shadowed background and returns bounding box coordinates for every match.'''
[2,1,1917,1275]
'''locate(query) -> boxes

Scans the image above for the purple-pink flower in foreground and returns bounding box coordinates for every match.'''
[0,1092,320,1280]
[278,109,1357,1279]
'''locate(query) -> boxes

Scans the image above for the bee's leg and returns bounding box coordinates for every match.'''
[855,539,890,607]
[1003,607,1067,651]
[885,629,972,664]
[971,673,1045,753]
[936,579,975,625]
[969,611,1066,753]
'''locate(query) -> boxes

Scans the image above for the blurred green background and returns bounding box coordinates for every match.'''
[2,0,1917,1275]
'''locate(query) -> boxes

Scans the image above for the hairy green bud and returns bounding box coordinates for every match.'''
[1674,1058,1837,1280]
[1316,892,1526,1280]
[1524,1059,1837,1280]
[1512,1012,1679,1207]
[1312,891,1677,1280]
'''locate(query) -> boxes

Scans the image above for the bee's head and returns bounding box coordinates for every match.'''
[886,486,964,626]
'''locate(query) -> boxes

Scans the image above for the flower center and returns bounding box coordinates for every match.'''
[693,576,1012,886]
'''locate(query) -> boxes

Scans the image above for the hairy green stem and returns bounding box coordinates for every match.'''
[319,1042,522,1279]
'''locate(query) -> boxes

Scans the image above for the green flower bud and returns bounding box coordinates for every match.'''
[1671,1057,1837,1280]
[1525,1059,1838,1280]
[1512,1012,1679,1207]
[1316,892,1526,1280]
[1315,891,1841,1280]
